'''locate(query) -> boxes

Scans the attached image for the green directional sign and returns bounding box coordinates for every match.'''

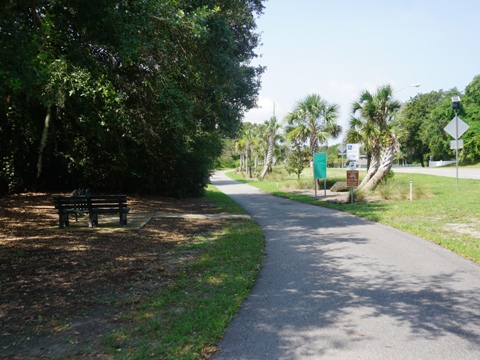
[313,153,327,179]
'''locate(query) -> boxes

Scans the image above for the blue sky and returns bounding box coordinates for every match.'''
[243,0,480,142]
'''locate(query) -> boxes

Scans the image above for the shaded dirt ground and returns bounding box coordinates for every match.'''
[0,192,229,359]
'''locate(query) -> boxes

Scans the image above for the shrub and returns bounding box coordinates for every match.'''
[356,179,431,202]
[215,155,237,169]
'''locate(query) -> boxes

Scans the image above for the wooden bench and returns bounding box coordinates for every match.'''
[53,195,130,229]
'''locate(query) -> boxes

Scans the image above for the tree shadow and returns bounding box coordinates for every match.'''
[214,189,480,359]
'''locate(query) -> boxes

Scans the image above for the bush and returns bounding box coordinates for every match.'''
[356,179,431,202]
[381,170,395,184]
[214,155,237,169]
[283,179,313,190]
[263,166,288,182]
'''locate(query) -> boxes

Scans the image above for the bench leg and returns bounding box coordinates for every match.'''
[58,213,70,229]
[88,214,94,228]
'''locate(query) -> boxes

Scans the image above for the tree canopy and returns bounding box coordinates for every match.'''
[0,0,265,197]
[394,86,474,166]
[285,94,341,157]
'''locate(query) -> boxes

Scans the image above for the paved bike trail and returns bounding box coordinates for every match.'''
[211,171,480,360]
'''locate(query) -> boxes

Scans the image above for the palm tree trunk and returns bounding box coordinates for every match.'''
[239,154,244,173]
[357,145,379,190]
[361,143,395,192]
[259,133,274,179]
[310,133,318,155]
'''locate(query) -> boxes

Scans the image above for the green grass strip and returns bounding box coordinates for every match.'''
[105,185,264,359]
[227,168,480,264]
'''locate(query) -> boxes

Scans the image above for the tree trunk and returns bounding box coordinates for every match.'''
[239,154,244,173]
[310,133,318,156]
[361,143,395,192]
[259,133,274,179]
[357,145,379,190]
[247,151,252,178]
[37,107,52,177]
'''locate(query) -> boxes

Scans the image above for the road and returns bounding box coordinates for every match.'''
[392,166,480,180]
[211,171,480,359]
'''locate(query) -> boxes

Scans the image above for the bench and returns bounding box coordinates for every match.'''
[53,195,130,229]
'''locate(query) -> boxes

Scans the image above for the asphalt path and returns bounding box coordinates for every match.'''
[211,171,480,359]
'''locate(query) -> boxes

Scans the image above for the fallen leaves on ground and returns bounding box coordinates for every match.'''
[0,192,226,359]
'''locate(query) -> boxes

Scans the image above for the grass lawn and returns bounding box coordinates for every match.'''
[227,167,480,265]
[104,185,265,359]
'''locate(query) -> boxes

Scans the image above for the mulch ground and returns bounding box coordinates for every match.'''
[0,192,228,359]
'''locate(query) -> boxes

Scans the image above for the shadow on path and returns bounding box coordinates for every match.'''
[212,172,480,359]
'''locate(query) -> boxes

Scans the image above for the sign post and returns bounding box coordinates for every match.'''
[313,153,327,197]
[338,144,346,168]
[444,114,469,184]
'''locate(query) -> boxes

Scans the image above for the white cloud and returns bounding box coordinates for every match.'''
[243,97,285,124]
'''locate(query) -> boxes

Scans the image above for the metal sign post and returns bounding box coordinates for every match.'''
[445,96,469,184]
[338,144,346,168]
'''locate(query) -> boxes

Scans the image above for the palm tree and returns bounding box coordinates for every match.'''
[350,85,401,191]
[235,124,258,178]
[259,116,281,179]
[285,94,341,159]
[235,139,247,173]
[347,96,381,188]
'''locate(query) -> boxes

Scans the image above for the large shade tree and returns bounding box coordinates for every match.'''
[395,88,463,167]
[380,75,480,169]
[459,75,480,164]
[394,91,446,167]
[0,0,265,197]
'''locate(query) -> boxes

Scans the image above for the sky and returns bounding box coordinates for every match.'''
[243,0,480,143]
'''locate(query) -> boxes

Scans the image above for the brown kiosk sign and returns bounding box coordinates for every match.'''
[346,170,359,187]
[346,170,359,204]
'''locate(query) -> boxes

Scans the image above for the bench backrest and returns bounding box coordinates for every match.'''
[53,196,90,210]
[88,195,128,210]
[53,195,127,210]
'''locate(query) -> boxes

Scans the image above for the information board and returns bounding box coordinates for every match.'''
[346,144,360,161]
[346,170,359,187]
[313,153,327,179]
